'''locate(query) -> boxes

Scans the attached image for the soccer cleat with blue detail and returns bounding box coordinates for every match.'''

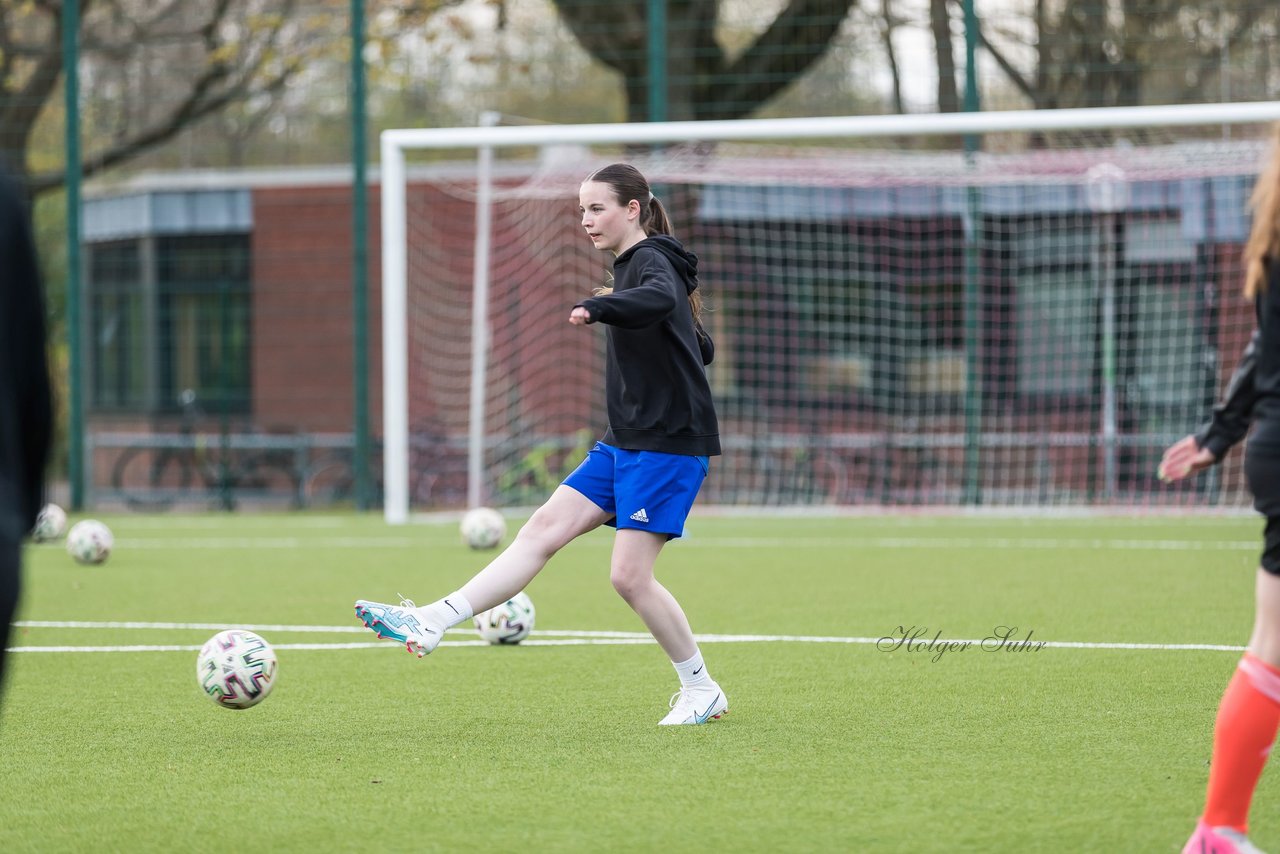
[658,683,729,726]
[1183,820,1268,854]
[354,597,444,658]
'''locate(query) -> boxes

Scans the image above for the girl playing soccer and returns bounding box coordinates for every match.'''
[355,163,727,726]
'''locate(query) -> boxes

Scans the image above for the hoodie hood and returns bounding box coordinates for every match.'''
[619,234,699,294]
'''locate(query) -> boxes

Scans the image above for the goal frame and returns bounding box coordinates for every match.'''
[381,100,1280,524]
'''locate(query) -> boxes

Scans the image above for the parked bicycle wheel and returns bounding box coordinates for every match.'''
[227,447,306,509]
[110,444,191,511]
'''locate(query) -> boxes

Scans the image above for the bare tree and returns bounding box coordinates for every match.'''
[549,0,858,122]
[929,0,958,112]
[0,0,322,197]
[876,0,905,115]
[970,0,1280,111]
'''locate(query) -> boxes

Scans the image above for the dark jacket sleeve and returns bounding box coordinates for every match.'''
[0,172,53,533]
[576,255,679,329]
[1195,329,1260,461]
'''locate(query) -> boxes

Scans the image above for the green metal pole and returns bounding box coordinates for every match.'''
[219,280,233,511]
[63,0,84,511]
[961,0,982,505]
[962,0,980,119]
[646,0,667,123]
[351,0,372,510]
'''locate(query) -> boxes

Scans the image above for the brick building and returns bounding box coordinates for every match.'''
[83,155,1259,508]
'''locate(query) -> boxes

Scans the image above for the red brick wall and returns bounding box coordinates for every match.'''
[252,185,379,433]
[250,180,601,440]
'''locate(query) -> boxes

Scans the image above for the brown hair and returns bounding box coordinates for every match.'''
[1245,123,1280,299]
[584,163,703,325]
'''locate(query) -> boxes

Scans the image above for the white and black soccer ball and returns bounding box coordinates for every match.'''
[65,519,113,565]
[473,592,536,644]
[31,503,68,543]
[196,629,278,710]
[460,507,506,550]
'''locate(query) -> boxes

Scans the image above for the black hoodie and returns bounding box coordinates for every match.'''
[0,168,51,543]
[576,234,721,456]
[1196,259,1280,457]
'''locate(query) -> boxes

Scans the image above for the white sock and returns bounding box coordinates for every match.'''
[673,649,714,690]
[424,591,473,629]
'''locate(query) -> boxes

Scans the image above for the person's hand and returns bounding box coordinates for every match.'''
[569,307,592,326]
[1157,435,1216,483]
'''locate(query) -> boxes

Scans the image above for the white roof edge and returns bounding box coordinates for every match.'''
[83,161,531,198]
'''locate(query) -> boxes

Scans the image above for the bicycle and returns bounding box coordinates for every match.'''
[301,426,469,509]
[110,389,303,511]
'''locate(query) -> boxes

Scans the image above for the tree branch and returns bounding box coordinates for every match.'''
[1173,5,1266,104]
[29,60,296,195]
[696,0,856,120]
[952,0,1037,103]
[877,0,905,115]
[549,0,645,76]
[26,0,299,195]
[2,1,72,145]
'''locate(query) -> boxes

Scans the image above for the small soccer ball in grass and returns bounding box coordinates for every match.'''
[473,591,535,644]
[196,629,278,710]
[460,507,506,550]
[31,503,67,542]
[65,519,113,565]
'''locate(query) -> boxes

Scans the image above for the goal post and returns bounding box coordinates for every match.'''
[381,101,1280,524]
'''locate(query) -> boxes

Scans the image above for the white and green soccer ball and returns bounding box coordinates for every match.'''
[460,507,506,550]
[31,503,67,543]
[196,629,278,710]
[473,592,536,645]
[65,519,113,565]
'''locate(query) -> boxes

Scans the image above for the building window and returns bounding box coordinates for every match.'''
[89,240,146,410]
[157,235,252,414]
[87,234,251,415]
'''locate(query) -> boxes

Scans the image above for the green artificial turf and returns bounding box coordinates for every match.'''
[0,512,1270,852]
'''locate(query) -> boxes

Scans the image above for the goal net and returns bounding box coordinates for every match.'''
[381,103,1280,523]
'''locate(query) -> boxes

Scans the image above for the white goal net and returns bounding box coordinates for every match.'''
[381,102,1280,523]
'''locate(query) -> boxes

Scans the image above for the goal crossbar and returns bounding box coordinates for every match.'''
[384,101,1280,151]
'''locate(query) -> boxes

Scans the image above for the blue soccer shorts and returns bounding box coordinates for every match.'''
[562,442,709,540]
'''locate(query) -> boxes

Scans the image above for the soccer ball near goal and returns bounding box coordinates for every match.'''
[31,503,67,543]
[196,629,278,710]
[65,519,113,565]
[473,592,536,645]
[460,507,506,550]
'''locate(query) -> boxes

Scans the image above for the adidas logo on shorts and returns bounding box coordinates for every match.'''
[629,508,650,523]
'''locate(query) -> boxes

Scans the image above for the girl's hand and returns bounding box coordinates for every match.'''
[1157,435,1216,482]
[569,307,592,326]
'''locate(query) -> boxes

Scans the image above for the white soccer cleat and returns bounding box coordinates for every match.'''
[658,684,729,726]
[354,598,444,658]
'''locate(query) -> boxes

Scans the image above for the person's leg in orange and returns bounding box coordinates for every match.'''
[1184,568,1280,854]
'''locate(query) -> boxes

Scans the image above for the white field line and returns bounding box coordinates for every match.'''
[27,536,1260,551]
[681,537,1258,551]
[14,620,652,637]
[97,517,358,529]
[7,621,1246,654]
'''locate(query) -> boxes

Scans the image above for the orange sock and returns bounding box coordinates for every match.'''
[1203,653,1280,832]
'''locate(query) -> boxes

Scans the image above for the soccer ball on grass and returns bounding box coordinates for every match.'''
[473,592,536,644]
[460,507,506,550]
[31,503,67,542]
[196,629,278,710]
[66,519,113,565]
